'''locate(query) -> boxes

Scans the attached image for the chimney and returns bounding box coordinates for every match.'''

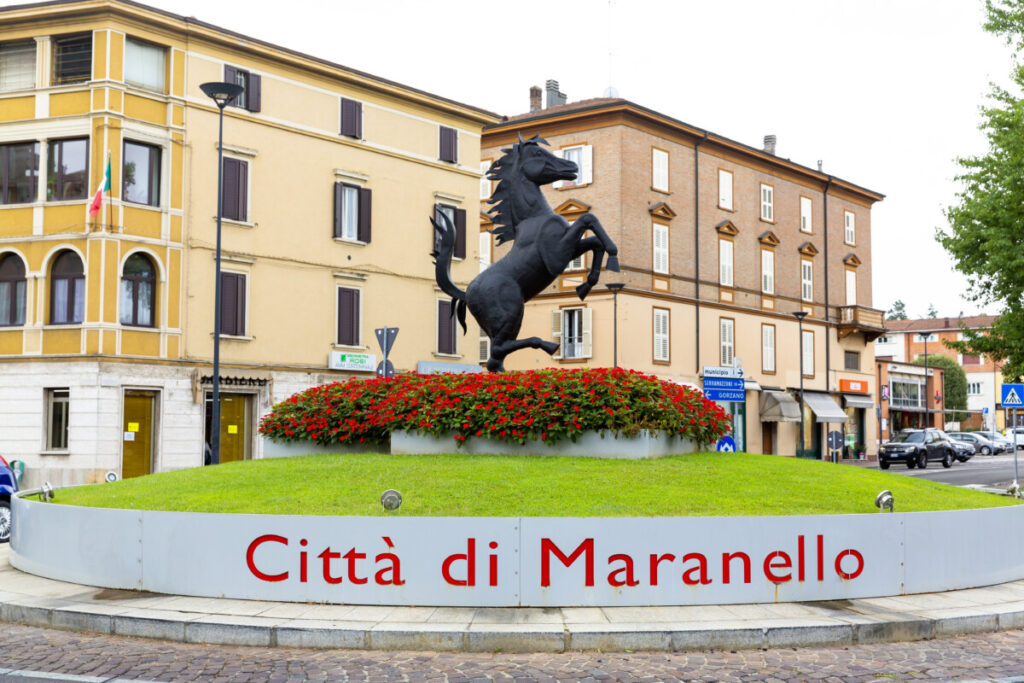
[763,134,777,155]
[545,79,566,108]
[944,317,950,328]
[817,160,823,172]
[529,85,542,113]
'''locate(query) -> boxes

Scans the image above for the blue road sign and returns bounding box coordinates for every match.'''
[705,389,746,402]
[702,377,745,391]
[1002,384,1024,407]
[716,435,736,452]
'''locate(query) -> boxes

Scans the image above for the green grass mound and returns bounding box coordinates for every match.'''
[55,453,1020,517]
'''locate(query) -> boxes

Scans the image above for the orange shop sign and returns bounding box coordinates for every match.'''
[840,379,869,394]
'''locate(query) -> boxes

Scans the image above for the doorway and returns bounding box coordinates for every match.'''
[761,422,775,455]
[122,390,157,479]
[204,392,252,464]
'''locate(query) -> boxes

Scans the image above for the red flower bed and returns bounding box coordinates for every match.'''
[258,368,732,448]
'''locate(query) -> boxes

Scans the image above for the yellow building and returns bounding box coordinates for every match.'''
[0,0,497,486]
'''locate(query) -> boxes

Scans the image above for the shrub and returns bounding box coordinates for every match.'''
[258,368,732,449]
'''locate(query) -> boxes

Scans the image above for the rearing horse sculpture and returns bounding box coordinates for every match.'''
[432,133,619,372]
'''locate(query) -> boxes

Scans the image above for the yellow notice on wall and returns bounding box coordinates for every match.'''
[128,422,139,432]
[228,425,238,434]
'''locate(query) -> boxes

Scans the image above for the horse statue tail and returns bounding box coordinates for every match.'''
[429,211,468,334]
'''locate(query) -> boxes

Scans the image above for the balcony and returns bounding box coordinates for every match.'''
[838,305,886,341]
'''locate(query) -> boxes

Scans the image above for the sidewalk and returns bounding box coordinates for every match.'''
[3,545,1024,653]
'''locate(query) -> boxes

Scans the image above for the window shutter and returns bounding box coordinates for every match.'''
[337,288,359,345]
[581,307,593,359]
[341,98,362,138]
[247,73,261,112]
[439,126,457,163]
[438,300,454,354]
[479,332,490,364]
[551,148,565,189]
[580,145,593,185]
[551,309,563,359]
[454,208,466,260]
[333,182,343,238]
[763,325,775,372]
[236,159,248,221]
[358,187,372,243]
[236,274,246,336]
[846,270,857,306]
[224,65,237,87]
[222,158,239,221]
[220,273,237,336]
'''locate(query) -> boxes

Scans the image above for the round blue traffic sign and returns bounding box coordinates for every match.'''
[716,435,736,452]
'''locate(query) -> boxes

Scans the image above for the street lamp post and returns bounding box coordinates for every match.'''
[606,283,625,368]
[794,311,808,458]
[200,81,244,466]
[919,332,930,429]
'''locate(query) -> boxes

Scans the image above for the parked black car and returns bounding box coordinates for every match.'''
[879,428,957,469]
[948,437,975,462]
[948,431,1001,456]
[0,454,18,543]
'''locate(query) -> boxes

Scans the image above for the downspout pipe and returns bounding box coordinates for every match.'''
[694,132,708,374]
[823,176,834,390]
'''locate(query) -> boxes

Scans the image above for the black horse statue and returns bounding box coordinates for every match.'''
[432,133,619,372]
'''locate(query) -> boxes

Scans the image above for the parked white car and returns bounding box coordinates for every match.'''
[1005,427,1024,450]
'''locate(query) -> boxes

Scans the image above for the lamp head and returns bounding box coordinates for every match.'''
[380,489,402,511]
[875,489,894,513]
[200,81,244,108]
[793,311,808,321]
[606,282,625,292]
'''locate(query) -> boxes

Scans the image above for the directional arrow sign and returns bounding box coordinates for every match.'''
[1002,384,1024,407]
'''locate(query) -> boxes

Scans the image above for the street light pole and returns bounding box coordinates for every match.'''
[919,332,930,429]
[794,311,808,458]
[200,81,244,466]
[606,283,624,369]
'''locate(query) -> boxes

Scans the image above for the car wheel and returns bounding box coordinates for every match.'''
[917,452,928,469]
[943,451,953,468]
[0,499,10,544]
[906,457,917,469]
[981,446,991,455]
[879,460,890,470]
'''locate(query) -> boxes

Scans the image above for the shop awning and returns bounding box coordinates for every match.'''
[760,390,802,422]
[843,394,874,410]
[804,392,849,423]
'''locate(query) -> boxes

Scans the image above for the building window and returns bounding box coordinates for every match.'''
[439,126,458,163]
[718,169,733,210]
[802,330,814,377]
[877,336,890,344]
[719,239,733,286]
[963,353,981,366]
[434,203,466,260]
[480,160,492,199]
[219,271,246,336]
[0,253,27,326]
[52,33,91,85]
[720,318,734,366]
[340,97,362,138]
[761,249,774,294]
[844,350,860,371]
[800,196,812,233]
[566,251,585,271]
[801,259,813,302]
[968,381,982,395]
[120,253,155,327]
[918,332,938,343]
[437,299,458,355]
[555,144,593,187]
[0,40,35,91]
[124,37,165,92]
[123,141,160,207]
[0,141,38,204]
[222,157,248,222]
[224,65,261,112]
[652,148,669,192]
[760,183,774,221]
[845,269,857,306]
[50,250,84,324]
[653,222,669,274]
[45,388,70,451]
[479,231,492,272]
[337,287,360,346]
[479,330,490,364]
[334,183,371,242]
[891,379,924,409]
[555,306,592,360]
[762,323,775,373]
[47,138,88,201]
[845,211,856,244]
[653,307,669,362]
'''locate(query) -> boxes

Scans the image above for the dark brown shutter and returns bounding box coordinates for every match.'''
[247,73,261,112]
[341,98,362,138]
[222,158,239,220]
[236,160,248,221]
[337,287,359,345]
[220,272,237,336]
[333,182,343,238]
[454,208,466,260]
[224,65,237,88]
[439,126,457,163]
[236,274,247,335]
[438,300,452,353]
[358,187,372,243]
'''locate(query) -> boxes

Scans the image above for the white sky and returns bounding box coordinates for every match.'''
[16,0,1015,319]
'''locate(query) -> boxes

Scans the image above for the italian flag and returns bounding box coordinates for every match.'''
[88,151,111,218]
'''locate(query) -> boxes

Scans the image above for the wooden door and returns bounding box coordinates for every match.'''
[219,393,249,463]
[761,423,774,455]
[122,391,155,479]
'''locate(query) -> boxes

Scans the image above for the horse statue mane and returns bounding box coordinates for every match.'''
[431,132,619,372]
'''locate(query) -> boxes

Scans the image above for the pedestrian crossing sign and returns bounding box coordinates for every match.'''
[1002,384,1024,407]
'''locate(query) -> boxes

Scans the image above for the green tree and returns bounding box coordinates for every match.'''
[912,354,968,423]
[938,0,1024,379]
[887,300,908,320]
[926,303,938,319]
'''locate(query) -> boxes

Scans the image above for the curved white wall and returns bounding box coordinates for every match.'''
[11,495,1024,607]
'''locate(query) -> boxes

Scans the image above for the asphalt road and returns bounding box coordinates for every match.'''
[873,451,1024,487]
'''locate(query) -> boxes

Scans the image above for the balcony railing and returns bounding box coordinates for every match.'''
[838,305,885,340]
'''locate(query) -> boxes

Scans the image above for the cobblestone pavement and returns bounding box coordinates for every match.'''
[4,623,1024,682]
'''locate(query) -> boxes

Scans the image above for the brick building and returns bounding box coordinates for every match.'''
[481,85,885,458]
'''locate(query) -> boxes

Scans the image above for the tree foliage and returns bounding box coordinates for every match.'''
[938,0,1024,379]
[887,300,908,320]
[926,304,938,319]
[912,354,968,423]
